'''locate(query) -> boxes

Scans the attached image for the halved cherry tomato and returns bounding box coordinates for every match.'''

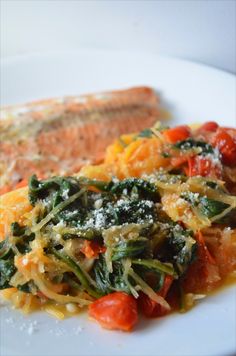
[182,231,218,293]
[163,125,191,144]
[138,275,173,318]
[170,155,189,168]
[195,231,216,265]
[221,127,236,134]
[187,156,222,178]
[0,186,11,196]
[0,179,28,196]
[89,292,138,331]
[211,129,236,166]
[198,121,219,132]
[15,179,28,189]
[81,241,106,259]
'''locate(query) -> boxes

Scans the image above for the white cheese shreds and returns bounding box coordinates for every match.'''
[94,198,103,209]
[66,303,78,313]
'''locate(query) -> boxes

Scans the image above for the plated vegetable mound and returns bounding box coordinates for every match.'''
[0,121,236,332]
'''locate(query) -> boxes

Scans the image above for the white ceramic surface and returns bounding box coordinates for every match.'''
[0,50,236,356]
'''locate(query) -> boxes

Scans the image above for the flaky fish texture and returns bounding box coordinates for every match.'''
[0,86,161,191]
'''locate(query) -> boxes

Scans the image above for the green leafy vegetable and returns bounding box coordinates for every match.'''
[132,258,177,277]
[78,177,109,191]
[181,192,230,219]
[169,225,196,274]
[17,281,36,293]
[93,255,130,294]
[198,197,230,219]
[173,138,214,155]
[29,176,158,234]
[1,174,203,304]
[11,222,27,236]
[109,178,159,201]
[216,208,236,227]
[138,128,153,138]
[112,238,149,261]
[0,239,13,260]
[61,229,101,241]
[0,260,16,289]
[51,247,101,298]
[29,174,82,207]
[162,152,171,158]
[118,137,128,147]
[11,222,34,254]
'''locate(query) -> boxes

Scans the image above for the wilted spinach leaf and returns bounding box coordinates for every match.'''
[0,260,16,289]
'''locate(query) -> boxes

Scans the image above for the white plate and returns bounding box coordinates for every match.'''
[0,50,236,356]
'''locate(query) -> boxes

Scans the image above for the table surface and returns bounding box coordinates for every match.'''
[0,0,235,74]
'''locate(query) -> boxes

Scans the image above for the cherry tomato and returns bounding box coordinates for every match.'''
[182,231,218,293]
[138,275,173,318]
[187,156,222,178]
[195,231,216,265]
[211,129,236,166]
[198,121,219,132]
[81,241,106,259]
[163,125,191,144]
[15,179,28,189]
[89,292,138,331]
[0,186,11,196]
[170,155,189,168]
[221,127,236,134]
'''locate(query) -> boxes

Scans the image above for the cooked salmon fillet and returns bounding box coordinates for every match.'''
[0,86,161,191]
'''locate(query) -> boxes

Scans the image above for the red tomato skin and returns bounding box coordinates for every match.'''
[198,121,219,132]
[187,156,222,178]
[170,155,189,168]
[15,179,28,189]
[81,241,106,259]
[211,129,236,166]
[0,179,28,196]
[163,125,191,144]
[195,231,216,265]
[182,231,219,293]
[0,186,11,196]
[138,275,173,318]
[89,292,138,332]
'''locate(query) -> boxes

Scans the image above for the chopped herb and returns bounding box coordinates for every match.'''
[11,222,34,253]
[17,281,36,293]
[11,222,27,236]
[174,138,214,155]
[198,197,230,219]
[118,137,127,148]
[0,260,16,289]
[181,192,230,219]
[0,239,13,260]
[138,128,153,138]
[162,152,171,158]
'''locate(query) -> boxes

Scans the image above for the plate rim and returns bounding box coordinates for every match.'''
[0,48,236,356]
